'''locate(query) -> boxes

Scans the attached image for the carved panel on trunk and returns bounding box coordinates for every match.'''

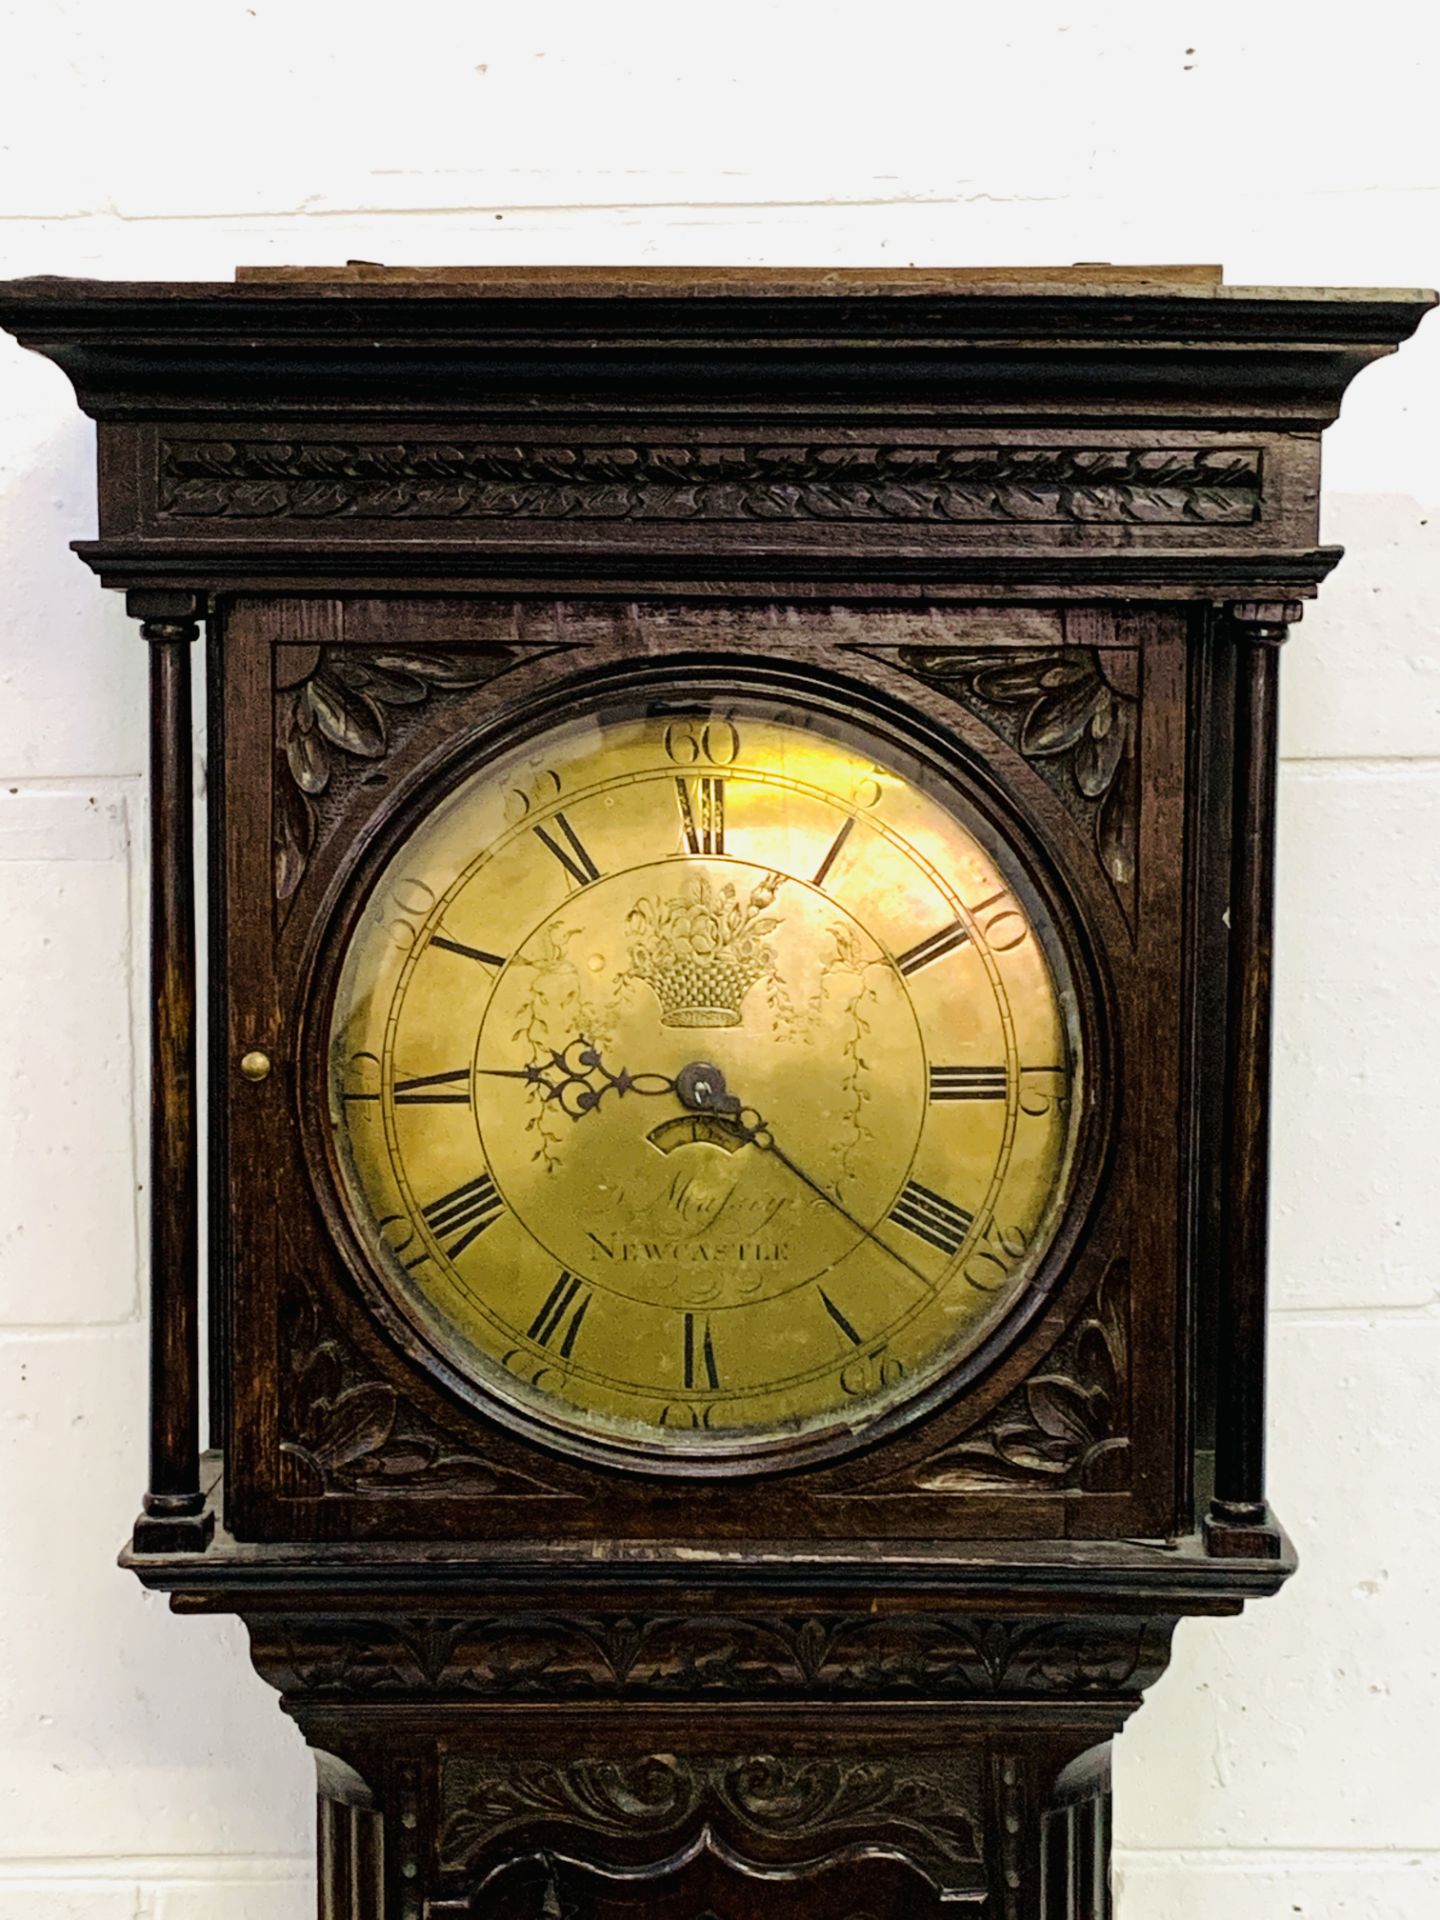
[434,1828,968,1919]
[436,1750,985,1897]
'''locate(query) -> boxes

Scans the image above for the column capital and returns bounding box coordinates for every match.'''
[1225,599,1305,645]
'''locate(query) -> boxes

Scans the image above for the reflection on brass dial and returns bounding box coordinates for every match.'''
[326,692,1083,1466]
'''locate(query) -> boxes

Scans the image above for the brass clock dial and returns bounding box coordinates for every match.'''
[326,687,1084,1468]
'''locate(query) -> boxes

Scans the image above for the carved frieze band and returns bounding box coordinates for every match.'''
[891,1259,1130,1494]
[884,645,1140,923]
[436,1749,985,1889]
[247,1605,1172,1703]
[165,439,1262,527]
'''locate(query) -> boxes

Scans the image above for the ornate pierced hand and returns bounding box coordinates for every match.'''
[476,1037,675,1120]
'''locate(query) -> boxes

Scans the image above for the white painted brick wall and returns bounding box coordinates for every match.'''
[1,4,1435,1912]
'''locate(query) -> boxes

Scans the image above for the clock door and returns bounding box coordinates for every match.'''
[217,592,1187,1545]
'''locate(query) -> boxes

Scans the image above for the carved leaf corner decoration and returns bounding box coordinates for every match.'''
[274,645,527,902]
[278,1267,560,1499]
[905,1260,1130,1493]
[895,646,1139,915]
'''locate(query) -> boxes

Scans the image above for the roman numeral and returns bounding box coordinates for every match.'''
[888,1180,975,1257]
[811,815,855,889]
[818,1287,862,1346]
[422,1173,505,1259]
[343,1067,472,1106]
[676,776,725,855]
[391,1068,471,1105]
[430,933,508,970]
[895,920,970,976]
[527,1271,593,1357]
[683,1313,720,1391]
[929,1065,1008,1102]
[533,812,601,887]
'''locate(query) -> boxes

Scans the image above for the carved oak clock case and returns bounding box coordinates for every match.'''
[0,265,1430,1919]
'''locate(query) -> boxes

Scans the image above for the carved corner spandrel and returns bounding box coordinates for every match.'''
[887,1258,1131,1496]
[277,1262,565,1501]
[883,644,1141,929]
[274,642,549,906]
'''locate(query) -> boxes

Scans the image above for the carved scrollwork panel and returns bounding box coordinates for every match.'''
[436,1750,985,1893]
[436,1828,970,1920]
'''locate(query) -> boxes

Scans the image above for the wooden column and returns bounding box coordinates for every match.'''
[1206,601,1298,1558]
[1042,1746,1112,1919]
[316,1754,385,1920]
[131,590,214,1553]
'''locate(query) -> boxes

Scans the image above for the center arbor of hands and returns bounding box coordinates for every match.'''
[329,694,1081,1466]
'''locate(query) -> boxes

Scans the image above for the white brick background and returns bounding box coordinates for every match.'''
[1,4,1436,1914]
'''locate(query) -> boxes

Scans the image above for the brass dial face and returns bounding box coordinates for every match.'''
[325,687,1084,1468]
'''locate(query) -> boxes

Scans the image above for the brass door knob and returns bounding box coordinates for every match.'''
[239,1050,272,1083]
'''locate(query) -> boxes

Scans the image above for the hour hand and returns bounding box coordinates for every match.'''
[476,1036,674,1120]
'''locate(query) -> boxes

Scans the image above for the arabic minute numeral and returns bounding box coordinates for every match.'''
[663,718,741,766]
[966,885,1029,953]
[963,1220,1031,1294]
[1019,1066,1070,1117]
[840,1347,905,1398]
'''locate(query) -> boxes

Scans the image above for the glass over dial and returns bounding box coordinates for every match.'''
[325,688,1084,1468]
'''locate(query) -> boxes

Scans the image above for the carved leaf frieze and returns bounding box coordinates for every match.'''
[897,1260,1131,1494]
[274,643,536,901]
[891,646,1140,913]
[247,1605,1169,1703]
[277,1265,560,1500]
[165,439,1261,527]
[437,1751,983,1879]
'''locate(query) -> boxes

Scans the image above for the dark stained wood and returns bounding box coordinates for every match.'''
[1206,605,1294,1554]
[0,273,1429,1916]
[131,590,213,1554]
[1043,1745,1112,1919]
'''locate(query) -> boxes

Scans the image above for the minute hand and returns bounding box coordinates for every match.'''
[703,1116,930,1290]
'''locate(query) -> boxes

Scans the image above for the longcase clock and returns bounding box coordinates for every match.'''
[0,264,1431,1919]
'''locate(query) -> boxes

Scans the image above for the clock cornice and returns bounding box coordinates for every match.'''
[0,269,1431,604]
